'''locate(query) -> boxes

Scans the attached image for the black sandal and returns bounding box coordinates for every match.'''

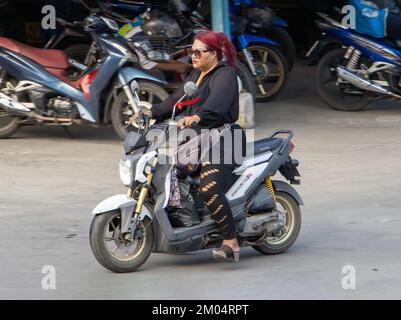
[212,245,240,262]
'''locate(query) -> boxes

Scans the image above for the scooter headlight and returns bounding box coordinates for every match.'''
[119,159,133,186]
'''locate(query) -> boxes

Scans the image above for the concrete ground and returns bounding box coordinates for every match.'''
[1,63,401,300]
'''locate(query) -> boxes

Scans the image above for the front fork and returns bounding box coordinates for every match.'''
[242,48,267,95]
[123,157,158,241]
[118,74,140,116]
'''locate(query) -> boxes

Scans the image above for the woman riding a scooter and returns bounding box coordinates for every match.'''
[131,31,246,262]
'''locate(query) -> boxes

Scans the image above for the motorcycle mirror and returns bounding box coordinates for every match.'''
[183,81,198,97]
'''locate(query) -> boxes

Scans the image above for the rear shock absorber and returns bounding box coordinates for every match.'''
[265,177,277,205]
[347,48,362,70]
[84,41,98,67]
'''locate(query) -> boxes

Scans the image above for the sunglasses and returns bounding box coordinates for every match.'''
[189,48,212,59]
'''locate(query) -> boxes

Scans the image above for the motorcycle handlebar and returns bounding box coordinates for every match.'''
[56,18,87,30]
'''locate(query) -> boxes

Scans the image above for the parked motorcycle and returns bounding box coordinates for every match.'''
[90,0,288,102]
[89,82,303,272]
[104,0,297,71]
[0,12,169,139]
[309,12,401,111]
[229,0,296,72]
[56,0,257,101]
[156,0,289,102]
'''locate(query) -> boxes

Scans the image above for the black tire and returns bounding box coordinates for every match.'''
[316,49,371,111]
[252,192,301,255]
[111,81,169,140]
[64,44,92,65]
[0,73,20,138]
[64,44,93,78]
[234,59,257,101]
[0,108,19,138]
[89,211,154,273]
[239,44,289,102]
[265,26,296,72]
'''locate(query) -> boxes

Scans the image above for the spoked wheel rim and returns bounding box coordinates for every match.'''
[0,107,12,122]
[103,213,147,262]
[242,46,286,99]
[0,107,17,127]
[117,89,163,133]
[266,195,296,245]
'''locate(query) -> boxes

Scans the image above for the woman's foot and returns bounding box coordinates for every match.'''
[212,239,240,262]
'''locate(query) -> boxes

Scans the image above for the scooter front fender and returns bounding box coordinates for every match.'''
[236,34,278,50]
[118,66,167,86]
[273,180,304,206]
[92,194,153,230]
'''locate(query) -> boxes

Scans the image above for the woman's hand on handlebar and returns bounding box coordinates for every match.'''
[177,115,201,129]
[128,107,153,125]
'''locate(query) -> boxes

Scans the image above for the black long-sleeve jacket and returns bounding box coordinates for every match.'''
[151,62,239,129]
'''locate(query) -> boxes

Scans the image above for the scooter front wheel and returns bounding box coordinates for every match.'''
[89,211,154,273]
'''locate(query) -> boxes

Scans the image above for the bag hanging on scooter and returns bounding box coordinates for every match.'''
[167,170,200,228]
[350,0,388,38]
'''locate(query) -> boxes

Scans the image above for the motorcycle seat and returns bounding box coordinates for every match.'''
[247,137,282,156]
[0,37,69,69]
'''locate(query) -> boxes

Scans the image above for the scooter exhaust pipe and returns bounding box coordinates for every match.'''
[0,91,32,116]
[336,66,401,99]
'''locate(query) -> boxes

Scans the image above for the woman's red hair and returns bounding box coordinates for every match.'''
[193,31,237,67]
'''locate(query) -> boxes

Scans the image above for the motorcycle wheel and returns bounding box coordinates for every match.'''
[89,211,154,273]
[111,81,169,140]
[0,75,20,138]
[264,26,296,72]
[316,49,371,111]
[234,59,257,101]
[239,44,289,102]
[252,192,301,255]
[0,107,19,138]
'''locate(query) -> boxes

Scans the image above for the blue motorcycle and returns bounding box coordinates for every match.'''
[0,12,168,139]
[231,0,296,71]
[309,12,401,111]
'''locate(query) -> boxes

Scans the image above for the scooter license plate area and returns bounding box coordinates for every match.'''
[279,158,301,185]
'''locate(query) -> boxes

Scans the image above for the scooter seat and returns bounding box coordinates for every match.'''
[0,37,69,69]
[247,138,282,156]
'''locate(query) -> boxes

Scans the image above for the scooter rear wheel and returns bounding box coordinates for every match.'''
[252,192,301,255]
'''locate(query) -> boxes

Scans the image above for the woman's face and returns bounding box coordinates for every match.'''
[191,39,218,71]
